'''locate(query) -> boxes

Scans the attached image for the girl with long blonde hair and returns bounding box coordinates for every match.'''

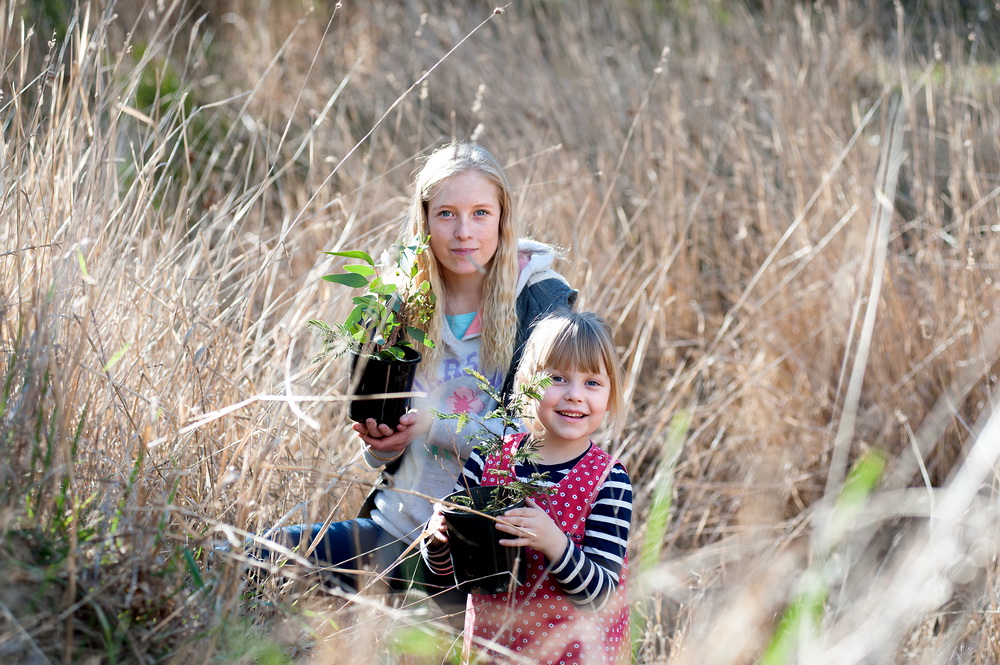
[266,141,576,615]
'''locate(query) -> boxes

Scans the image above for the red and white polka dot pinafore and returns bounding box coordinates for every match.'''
[463,434,630,664]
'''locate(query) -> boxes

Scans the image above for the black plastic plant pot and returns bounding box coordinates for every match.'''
[348,346,421,430]
[442,486,527,595]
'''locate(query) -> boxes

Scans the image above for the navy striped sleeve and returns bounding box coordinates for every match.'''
[456,447,486,492]
[423,537,454,576]
[548,463,632,611]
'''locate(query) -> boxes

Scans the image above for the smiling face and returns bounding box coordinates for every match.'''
[426,169,502,293]
[533,362,612,456]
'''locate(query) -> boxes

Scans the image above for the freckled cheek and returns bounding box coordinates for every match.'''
[480,221,500,253]
[427,223,452,255]
[480,237,499,262]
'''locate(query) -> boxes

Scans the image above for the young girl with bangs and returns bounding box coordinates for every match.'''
[424,311,632,664]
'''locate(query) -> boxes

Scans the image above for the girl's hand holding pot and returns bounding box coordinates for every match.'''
[355,410,431,459]
[426,503,450,545]
[496,497,569,562]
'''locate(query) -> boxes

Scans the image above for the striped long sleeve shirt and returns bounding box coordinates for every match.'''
[424,443,632,611]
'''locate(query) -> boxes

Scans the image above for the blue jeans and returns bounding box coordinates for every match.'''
[260,518,466,613]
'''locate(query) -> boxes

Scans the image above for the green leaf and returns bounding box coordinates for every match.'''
[307,318,333,333]
[342,264,376,277]
[760,565,828,665]
[388,625,453,659]
[183,548,205,589]
[77,248,91,280]
[344,306,363,328]
[322,273,369,288]
[324,249,374,265]
[838,449,886,510]
[464,367,503,404]
[448,411,471,432]
[406,327,430,345]
[826,448,888,545]
[761,451,885,665]
[379,346,404,361]
[464,368,489,386]
[103,343,132,372]
[639,411,688,576]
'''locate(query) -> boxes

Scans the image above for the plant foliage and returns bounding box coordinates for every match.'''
[308,235,436,362]
[435,369,556,513]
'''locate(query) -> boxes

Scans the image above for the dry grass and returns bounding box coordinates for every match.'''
[2,0,1000,663]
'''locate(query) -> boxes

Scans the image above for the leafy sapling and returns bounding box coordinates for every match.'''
[434,368,556,513]
[308,235,436,362]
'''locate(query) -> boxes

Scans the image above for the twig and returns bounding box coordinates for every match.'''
[146,391,424,448]
[0,243,60,258]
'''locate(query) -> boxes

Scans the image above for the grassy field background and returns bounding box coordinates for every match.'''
[3,0,1000,662]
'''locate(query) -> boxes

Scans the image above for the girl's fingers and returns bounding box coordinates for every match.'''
[361,419,398,438]
[362,419,382,437]
[503,507,534,519]
[497,520,535,537]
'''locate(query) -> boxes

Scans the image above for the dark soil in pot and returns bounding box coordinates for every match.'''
[442,485,527,595]
[348,346,421,430]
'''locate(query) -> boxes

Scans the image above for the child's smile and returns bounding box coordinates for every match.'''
[533,363,611,458]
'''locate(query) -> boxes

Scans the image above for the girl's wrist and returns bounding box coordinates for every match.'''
[544,532,572,564]
[366,445,404,463]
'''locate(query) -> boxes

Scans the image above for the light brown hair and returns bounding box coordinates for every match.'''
[404,141,520,373]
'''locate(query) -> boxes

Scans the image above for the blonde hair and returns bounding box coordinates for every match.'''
[515,311,626,438]
[404,141,520,373]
